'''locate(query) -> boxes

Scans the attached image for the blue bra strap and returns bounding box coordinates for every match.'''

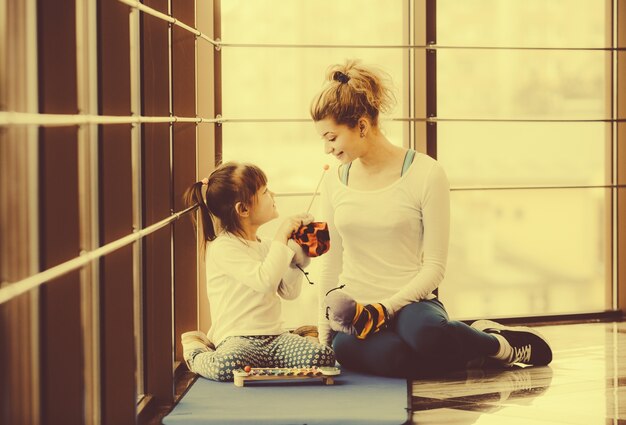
[340,163,352,185]
[401,149,416,176]
[341,149,414,185]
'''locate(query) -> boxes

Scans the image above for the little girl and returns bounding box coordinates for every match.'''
[181,161,335,382]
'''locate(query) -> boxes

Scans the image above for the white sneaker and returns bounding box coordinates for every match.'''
[181,330,214,370]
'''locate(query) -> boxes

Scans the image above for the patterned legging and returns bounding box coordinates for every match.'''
[188,332,336,382]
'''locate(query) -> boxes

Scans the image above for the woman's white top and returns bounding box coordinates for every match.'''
[318,152,450,345]
[205,233,302,346]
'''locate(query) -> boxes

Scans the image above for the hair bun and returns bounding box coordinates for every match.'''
[333,71,350,84]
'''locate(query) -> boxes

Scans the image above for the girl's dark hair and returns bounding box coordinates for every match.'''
[310,59,396,128]
[183,161,267,251]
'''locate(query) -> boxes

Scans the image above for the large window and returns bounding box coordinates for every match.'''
[220,0,408,326]
[0,1,624,423]
[436,0,611,318]
[220,0,614,325]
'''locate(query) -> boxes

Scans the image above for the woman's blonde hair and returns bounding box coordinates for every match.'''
[310,59,396,128]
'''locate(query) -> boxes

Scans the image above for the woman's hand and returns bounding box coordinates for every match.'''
[274,213,314,244]
[325,290,389,339]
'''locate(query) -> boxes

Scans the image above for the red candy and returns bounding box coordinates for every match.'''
[244,365,251,373]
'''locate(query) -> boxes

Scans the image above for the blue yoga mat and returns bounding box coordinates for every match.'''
[163,369,408,425]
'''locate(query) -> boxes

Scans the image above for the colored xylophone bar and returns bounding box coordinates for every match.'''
[233,366,340,387]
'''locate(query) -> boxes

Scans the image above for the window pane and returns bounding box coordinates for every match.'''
[220,2,407,328]
[437,122,610,187]
[437,0,607,48]
[436,0,612,319]
[222,48,405,119]
[221,0,404,45]
[438,50,609,119]
[442,188,609,318]
[222,122,405,193]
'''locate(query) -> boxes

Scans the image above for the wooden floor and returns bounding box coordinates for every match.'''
[410,322,626,424]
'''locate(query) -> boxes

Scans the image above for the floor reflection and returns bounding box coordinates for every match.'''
[410,322,626,424]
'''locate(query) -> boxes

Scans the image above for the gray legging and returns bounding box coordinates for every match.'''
[332,298,499,379]
[189,332,336,382]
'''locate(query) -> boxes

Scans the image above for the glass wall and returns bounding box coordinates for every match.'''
[436,0,611,318]
[220,0,407,327]
[220,0,612,325]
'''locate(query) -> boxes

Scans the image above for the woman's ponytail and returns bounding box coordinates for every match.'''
[310,59,396,128]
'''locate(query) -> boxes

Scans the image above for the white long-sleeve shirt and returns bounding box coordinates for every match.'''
[205,233,303,346]
[318,152,450,345]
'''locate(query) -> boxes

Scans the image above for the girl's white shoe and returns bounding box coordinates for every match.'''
[181,330,214,370]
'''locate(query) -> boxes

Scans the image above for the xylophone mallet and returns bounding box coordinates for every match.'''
[305,164,330,214]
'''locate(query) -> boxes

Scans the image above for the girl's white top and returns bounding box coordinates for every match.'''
[205,233,303,346]
[318,152,450,345]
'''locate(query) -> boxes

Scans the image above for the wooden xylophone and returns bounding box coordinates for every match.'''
[233,366,340,387]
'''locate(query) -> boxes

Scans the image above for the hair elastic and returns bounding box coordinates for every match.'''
[333,71,350,84]
[200,177,209,186]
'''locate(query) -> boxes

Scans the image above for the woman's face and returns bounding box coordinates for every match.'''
[314,118,362,164]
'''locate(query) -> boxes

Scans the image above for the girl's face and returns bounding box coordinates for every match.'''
[314,118,362,164]
[249,185,278,226]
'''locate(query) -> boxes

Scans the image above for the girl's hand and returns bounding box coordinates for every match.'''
[287,239,311,268]
[274,213,314,244]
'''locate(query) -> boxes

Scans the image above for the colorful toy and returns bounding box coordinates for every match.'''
[291,222,330,257]
[233,366,341,387]
[290,164,331,258]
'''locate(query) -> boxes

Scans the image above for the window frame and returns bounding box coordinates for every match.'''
[0,2,624,424]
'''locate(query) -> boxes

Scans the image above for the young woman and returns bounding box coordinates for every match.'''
[310,60,552,378]
[181,161,335,382]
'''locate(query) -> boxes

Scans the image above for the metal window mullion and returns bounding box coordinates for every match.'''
[616,0,626,312]
[0,207,195,305]
[129,4,144,398]
[611,0,618,311]
[25,0,40,421]
[206,43,626,51]
[167,0,176,371]
[413,1,427,154]
[1,0,41,423]
[213,0,222,164]
[117,0,219,48]
[0,111,220,125]
[5,113,626,126]
[408,0,416,151]
[194,0,200,327]
[22,0,42,425]
[402,0,413,150]
[75,0,101,423]
[425,0,437,159]
[195,0,214,335]
[25,0,40,419]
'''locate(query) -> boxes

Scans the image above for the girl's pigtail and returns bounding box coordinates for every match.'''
[183,181,216,252]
